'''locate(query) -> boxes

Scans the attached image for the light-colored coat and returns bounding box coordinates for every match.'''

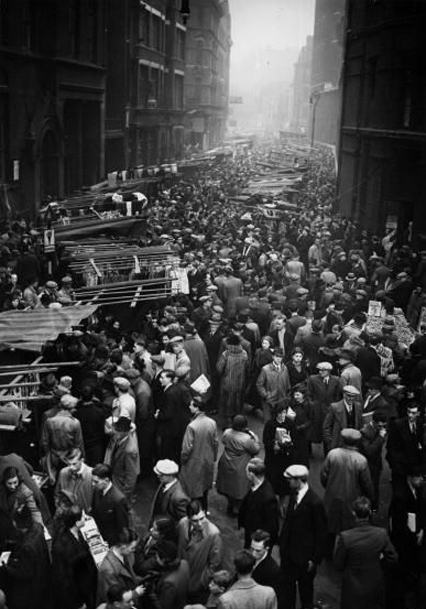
[104,430,140,499]
[180,412,218,498]
[177,516,222,594]
[321,446,373,533]
[216,428,260,500]
[218,578,277,609]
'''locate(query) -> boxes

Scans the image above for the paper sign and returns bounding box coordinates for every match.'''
[368,301,382,317]
[190,374,211,394]
[407,512,416,533]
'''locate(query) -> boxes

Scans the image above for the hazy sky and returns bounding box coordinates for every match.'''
[228,0,316,67]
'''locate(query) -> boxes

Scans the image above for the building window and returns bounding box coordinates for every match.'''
[69,0,80,58]
[194,77,202,104]
[401,58,422,130]
[139,65,150,107]
[0,97,7,182]
[196,39,203,66]
[139,8,149,45]
[175,74,184,109]
[151,16,162,52]
[367,57,377,98]
[176,29,185,60]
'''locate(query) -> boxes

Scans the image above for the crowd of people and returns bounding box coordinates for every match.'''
[0,144,425,609]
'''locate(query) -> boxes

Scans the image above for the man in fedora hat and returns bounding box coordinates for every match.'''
[323,386,363,452]
[256,347,291,421]
[307,362,342,449]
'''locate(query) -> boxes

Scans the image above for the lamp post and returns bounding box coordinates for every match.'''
[309,90,321,148]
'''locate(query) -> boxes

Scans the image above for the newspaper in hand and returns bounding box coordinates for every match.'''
[190,374,211,395]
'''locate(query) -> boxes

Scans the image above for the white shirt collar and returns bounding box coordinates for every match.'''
[295,483,309,505]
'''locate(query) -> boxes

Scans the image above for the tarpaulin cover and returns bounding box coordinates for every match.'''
[0,305,98,352]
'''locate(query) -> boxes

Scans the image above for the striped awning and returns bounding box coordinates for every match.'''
[0,305,98,352]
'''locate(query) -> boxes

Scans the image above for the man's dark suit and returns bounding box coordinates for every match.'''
[306,374,342,444]
[387,415,424,479]
[270,327,294,356]
[92,483,129,546]
[156,383,191,462]
[238,479,279,548]
[253,554,284,608]
[150,479,190,525]
[279,487,327,609]
[355,346,381,385]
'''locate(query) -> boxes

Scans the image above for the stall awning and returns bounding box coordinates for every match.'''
[0,305,98,352]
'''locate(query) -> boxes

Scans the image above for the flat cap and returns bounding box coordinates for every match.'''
[199,295,212,303]
[272,347,284,357]
[61,276,73,283]
[60,394,78,409]
[212,305,224,313]
[206,285,218,291]
[153,459,179,476]
[169,335,184,344]
[113,376,131,390]
[284,464,309,480]
[341,428,361,442]
[45,280,58,289]
[342,385,360,396]
[296,287,309,296]
[317,361,333,371]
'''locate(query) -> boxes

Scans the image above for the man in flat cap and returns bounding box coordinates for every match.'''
[41,394,84,484]
[105,377,136,435]
[170,335,191,381]
[279,464,327,609]
[323,385,363,453]
[57,275,75,306]
[104,416,140,502]
[150,459,189,525]
[338,349,363,397]
[321,429,373,558]
[307,362,342,453]
[192,294,213,335]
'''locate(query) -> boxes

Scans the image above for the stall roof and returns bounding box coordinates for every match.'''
[0,305,98,352]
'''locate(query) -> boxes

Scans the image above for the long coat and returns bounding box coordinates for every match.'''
[180,412,218,498]
[238,479,279,547]
[104,430,140,499]
[321,447,373,533]
[323,400,363,452]
[1,523,50,609]
[177,517,222,594]
[51,527,97,609]
[150,479,190,525]
[334,522,397,609]
[306,374,342,443]
[92,483,129,546]
[216,428,260,500]
[98,549,141,604]
[279,487,327,567]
